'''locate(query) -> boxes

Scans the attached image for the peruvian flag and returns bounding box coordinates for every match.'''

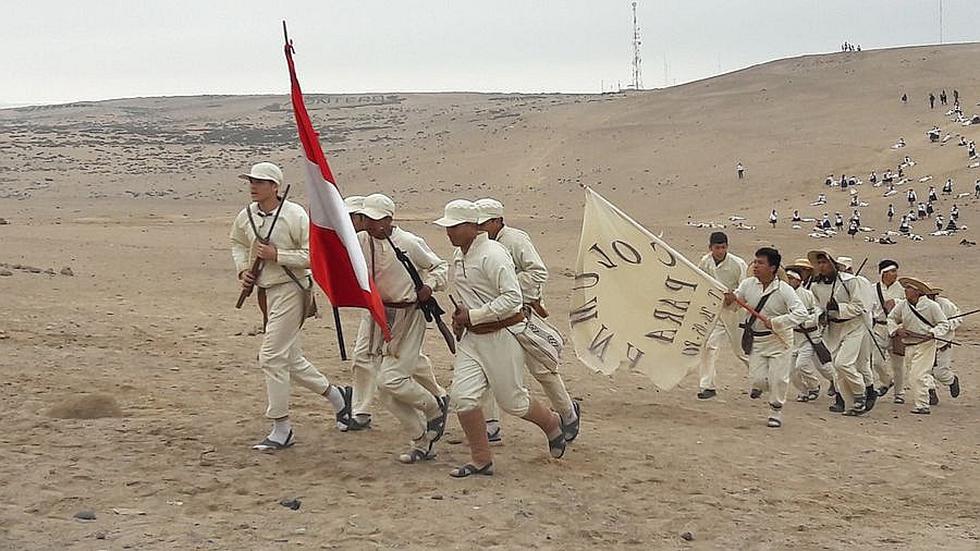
[283,25,390,339]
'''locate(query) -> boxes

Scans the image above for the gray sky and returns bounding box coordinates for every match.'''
[3,0,979,106]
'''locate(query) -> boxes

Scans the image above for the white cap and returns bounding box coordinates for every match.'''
[344,195,365,214]
[474,198,504,224]
[239,162,283,185]
[434,199,480,227]
[360,193,396,220]
[785,268,803,281]
[836,256,854,271]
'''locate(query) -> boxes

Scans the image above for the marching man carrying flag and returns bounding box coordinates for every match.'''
[231,162,354,451]
[231,23,392,450]
[725,247,809,428]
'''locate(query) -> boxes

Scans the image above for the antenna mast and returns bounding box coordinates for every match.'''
[631,2,643,90]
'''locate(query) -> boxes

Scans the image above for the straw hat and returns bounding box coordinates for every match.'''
[806,248,843,269]
[898,276,934,295]
[785,257,814,273]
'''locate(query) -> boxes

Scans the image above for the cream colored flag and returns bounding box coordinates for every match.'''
[570,188,726,390]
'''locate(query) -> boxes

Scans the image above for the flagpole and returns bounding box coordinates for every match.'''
[332,306,348,360]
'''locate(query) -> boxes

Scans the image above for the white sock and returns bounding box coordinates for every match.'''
[325,386,345,412]
[269,418,292,443]
[561,404,578,424]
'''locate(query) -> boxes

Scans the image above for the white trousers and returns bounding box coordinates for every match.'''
[482,344,574,422]
[698,308,748,390]
[825,325,867,407]
[748,337,791,408]
[791,340,823,392]
[932,345,956,386]
[258,282,331,419]
[350,313,446,418]
[870,323,895,389]
[856,328,875,389]
[450,326,530,417]
[904,340,938,409]
[375,308,443,441]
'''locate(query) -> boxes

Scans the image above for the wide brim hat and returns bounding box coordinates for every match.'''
[806,248,843,269]
[786,258,814,273]
[434,199,481,227]
[898,276,935,295]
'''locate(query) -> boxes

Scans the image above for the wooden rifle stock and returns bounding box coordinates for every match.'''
[235,184,291,309]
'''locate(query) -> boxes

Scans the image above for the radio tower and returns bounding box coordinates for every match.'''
[630,2,643,90]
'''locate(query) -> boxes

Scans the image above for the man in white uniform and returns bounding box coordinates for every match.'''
[924,287,963,402]
[784,260,826,402]
[230,162,353,450]
[355,194,452,463]
[435,200,567,478]
[728,247,808,427]
[696,232,749,399]
[887,278,950,414]
[346,195,448,432]
[807,249,870,416]
[837,257,880,412]
[473,198,580,444]
[872,260,906,401]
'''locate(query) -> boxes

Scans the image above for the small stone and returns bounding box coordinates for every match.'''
[60,267,74,276]
[0,269,12,277]
[431,495,444,500]
[279,499,301,510]
[74,510,97,521]
[95,530,108,540]
[680,531,694,541]
[0,218,8,225]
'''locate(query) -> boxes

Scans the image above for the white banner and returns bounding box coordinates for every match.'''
[570,188,726,390]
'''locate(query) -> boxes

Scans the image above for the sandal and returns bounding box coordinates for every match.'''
[426,405,449,443]
[910,407,931,415]
[450,462,494,478]
[398,447,436,464]
[487,425,502,444]
[563,401,581,442]
[347,416,372,431]
[335,386,354,432]
[807,388,820,402]
[549,431,567,459]
[893,395,905,404]
[795,393,809,403]
[252,430,295,451]
[766,417,782,428]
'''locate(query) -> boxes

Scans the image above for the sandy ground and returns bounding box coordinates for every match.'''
[2,44,980,549]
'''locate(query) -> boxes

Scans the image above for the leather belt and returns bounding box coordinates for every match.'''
[469,312,525,335]
[794,326,817,334]
[384,301,418,309]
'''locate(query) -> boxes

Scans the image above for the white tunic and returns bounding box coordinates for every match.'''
[887,297,950,344]
[451,232,523,326]
[494,225,548,304]
[734,277,809,351]
[793,286,823,348]
[230,200,310,288]
[359,226,448,304]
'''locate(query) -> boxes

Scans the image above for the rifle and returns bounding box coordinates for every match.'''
[386,236,456,354]
[947,307,980,321]
[236,185,292,309]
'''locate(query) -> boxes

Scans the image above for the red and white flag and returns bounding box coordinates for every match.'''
[283,29,390,339]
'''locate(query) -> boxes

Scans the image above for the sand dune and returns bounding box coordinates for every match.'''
[1,44,979,549]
